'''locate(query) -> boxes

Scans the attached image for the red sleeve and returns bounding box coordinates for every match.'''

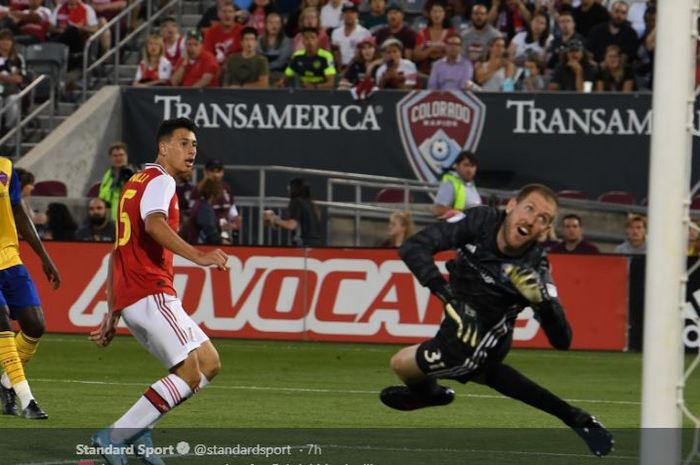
[203,27,216,55]
[416,28,426,47]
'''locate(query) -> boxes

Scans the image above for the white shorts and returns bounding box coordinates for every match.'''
[121,293,209,369]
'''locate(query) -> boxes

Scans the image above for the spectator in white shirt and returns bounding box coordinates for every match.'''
[331,4,371,69]
[375,37,417,89]
[320,0,343,30]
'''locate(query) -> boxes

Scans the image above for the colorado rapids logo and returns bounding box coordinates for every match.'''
[397,91,486,183]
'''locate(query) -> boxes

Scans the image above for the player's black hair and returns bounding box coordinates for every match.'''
[157,118,197,143]
[516,183,559,208]
[241,26,258,38]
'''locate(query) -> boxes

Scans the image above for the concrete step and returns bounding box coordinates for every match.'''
[35,114,68,130]
[57,101,79,116]
[181,13,200,28]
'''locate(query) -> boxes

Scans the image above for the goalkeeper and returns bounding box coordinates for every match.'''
[380,184,613,457]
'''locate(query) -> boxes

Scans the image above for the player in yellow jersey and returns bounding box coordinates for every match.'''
[0,157,60,419]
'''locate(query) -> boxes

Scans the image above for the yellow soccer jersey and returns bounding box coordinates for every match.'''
[0,157,22,270]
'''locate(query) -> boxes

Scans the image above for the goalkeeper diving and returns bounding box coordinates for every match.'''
[380,183,614,457]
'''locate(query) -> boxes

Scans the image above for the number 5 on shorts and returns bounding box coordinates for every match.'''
[117,189,137,246]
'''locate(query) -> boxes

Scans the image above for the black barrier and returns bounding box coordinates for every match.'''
[3,428,698,465]
[627,256,700,352]
[122,88,700,201]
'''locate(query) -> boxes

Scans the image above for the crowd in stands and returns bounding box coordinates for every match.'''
[121,0,661,92]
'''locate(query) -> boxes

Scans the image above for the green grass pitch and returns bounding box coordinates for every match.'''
[3,334,700,464]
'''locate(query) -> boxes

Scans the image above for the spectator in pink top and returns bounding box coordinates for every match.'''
[413,1,454,74]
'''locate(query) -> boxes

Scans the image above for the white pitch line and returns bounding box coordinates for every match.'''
[31,377,641,405]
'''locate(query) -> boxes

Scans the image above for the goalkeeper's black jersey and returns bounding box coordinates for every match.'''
[399,206,565,332]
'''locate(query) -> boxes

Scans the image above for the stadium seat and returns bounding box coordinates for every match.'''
[597,191,636,205]
[557,190,587,200]
[397,0,427,15]
[691,196,700,210]
[33,180,67,197]
[376,188,413,203]
[86,182,101,198]
[24,42,69,101]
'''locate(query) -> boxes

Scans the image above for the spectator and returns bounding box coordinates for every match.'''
[320,0,343,30]
[14,168,47,228]
[487,0,533,42]
[474,36,515,91]
[222,26,269,87]
[636,5,655,89]
[133,33,172,86]
[375,37,417,90]
[331,4,371,69]
[374,4,416,60]
[547,10,585,71]
[461,3,501,64]
[258,11,292,86]
[246,0,273,36]
[595,44,634,91]
[507,11,551,66]
[360,0,387,31]
[43,202,77,241]
[49,0,98,61]
[203,2,243,64]
[431,150,481,219]
[198,0,247,34]
[90,0,127,51]
[98,141,134,221]
[427,32,473,90]
[263,177,322,247]
[171,29,220,88]
[13,0,52,44]
[292,7,330,51]
[175,171,194,233]
[0,29,25,131]
[627,0,650,38]
[688,221,699,257]
[379,210,415,247]
[285,0,321,38]
[159,16,186,66]
[614,214,646,254]
[284,26,336,89]
[413,1,453,74]
[338,36,382,89]
[75,197,116,242]
[517,54,545,91]
[547,39,596,91]
[572,0,609,38]
[549,214,599,254]
[188,159,241,241]
[183,177,225,245]
[586,1,638,64]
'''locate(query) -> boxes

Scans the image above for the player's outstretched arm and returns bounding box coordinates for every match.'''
[144,212,229,270]
[11,203,61,289]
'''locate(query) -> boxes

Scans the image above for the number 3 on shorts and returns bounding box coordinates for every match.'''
[117,189,137,247]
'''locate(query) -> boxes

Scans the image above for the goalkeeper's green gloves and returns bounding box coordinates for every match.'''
[427,278,481,349]
[503,264,546,304]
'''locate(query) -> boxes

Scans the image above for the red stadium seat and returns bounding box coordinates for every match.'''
[691,196,700,210]
[598,191,636,205]
[86,182,100,198]
[376,188,413,203]
[557,190,587,200]
[33,180,67,197]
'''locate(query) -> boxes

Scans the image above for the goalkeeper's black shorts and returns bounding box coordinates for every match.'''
[415,314,513,383]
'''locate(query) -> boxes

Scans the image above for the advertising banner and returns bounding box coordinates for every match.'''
[21,243,628,350]
[122,88,700,201]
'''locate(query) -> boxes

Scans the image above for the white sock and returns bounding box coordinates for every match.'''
[110,374,192,443]
[13,380,34,410]
[1,372,10,389]
[198,373,210,391]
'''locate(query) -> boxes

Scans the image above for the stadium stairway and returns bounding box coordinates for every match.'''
[18,0,205,157]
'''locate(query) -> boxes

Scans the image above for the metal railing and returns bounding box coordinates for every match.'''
[0,74,54,159]
[82,0,182,101]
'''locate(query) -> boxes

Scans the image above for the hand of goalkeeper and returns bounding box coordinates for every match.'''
[443,300,481,348]
[503,264,546,304]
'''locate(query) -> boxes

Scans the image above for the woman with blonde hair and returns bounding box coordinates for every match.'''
[292,7,330,51]
[380,211,416,247]
[133,33,172,87]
